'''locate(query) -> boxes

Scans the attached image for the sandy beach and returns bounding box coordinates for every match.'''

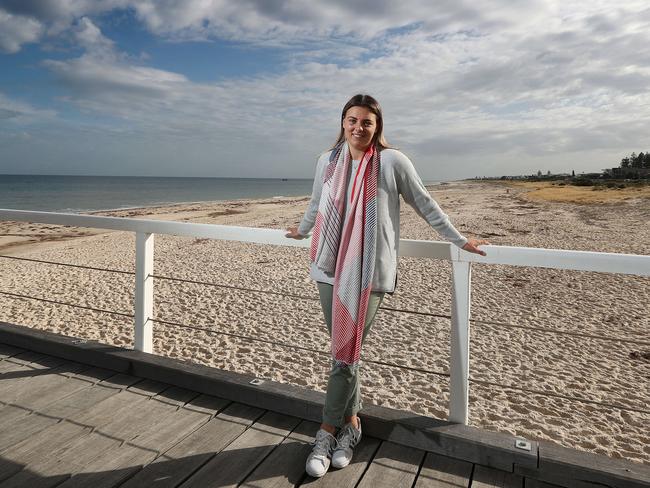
[0,180,648,465]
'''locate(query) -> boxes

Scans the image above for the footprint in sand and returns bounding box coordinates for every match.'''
[628,350,650,362]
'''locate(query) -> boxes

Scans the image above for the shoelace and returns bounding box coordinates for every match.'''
[310,432,336,457]
[336,425,359,450]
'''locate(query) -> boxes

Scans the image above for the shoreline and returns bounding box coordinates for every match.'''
[0,194,312,256]
[0,179,449,256]
[0,180,648,464]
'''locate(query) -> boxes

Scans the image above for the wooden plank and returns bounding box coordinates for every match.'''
[0,411,58,452]
[96,373,141,390]
[72,379,167,426]
[126,378,168,397]
[524,479,565,488]
[356,441,425,488]
[0,359,26,374]
[0,355,59,432]
[0,405,30,432]
[65,367,116,385]
[0,381,174,488]
[414,452,473,488]
[0,360,89,405]
[0,344,23,359]
[36,375,136,420]
[152,385,199,407]
[0,362,98,426]
[75,384,181,442]
[182,393,229,415]
[0,421,92,483]
[0,363,120,438]
[0,365,125,451]
[303,427,382,488]
[2,351,66,370]
[0,425,121,488]
[472,465,523,488]
[536,440,650,488]
[119,401,261,488]
[179,409,300,488]
[0,379,172,483]
[0,377,139,457]
[0,351,62,376]
[181,393,230,417]
[55,390,210,488]
[239,419,316,488]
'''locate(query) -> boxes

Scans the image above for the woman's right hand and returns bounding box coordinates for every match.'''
[285,227,306,239]
[462,238,489,256]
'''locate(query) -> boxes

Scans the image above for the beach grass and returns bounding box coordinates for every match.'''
[503,180,650,204]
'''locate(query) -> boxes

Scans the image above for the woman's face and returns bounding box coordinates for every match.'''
[342,106,377,154]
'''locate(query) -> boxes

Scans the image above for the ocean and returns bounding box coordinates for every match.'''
[0,175,315,213]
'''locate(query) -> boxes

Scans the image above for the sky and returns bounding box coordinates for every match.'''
[1,1,649,180]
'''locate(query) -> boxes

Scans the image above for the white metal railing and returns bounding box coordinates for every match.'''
[1,208,649,425]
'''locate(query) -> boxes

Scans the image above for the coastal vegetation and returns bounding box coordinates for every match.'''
[502,180,650,204]
[473,150,650,203]
[620,151,650,170]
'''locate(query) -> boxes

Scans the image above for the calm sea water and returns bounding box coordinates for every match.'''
[0,175,315,213]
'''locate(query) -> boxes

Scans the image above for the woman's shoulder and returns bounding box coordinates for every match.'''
[317,149,335,162]
[380,148,406,158]
[380,148,412,168]
[312,150,333,169]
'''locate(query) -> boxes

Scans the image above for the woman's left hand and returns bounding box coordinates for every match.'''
[285,227,307,240]
[462,238,489,256]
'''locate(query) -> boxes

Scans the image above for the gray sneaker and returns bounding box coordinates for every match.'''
[305,429,337,478]
[331,419,362,469]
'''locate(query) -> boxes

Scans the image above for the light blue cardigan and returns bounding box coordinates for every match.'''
[298,148,468,292]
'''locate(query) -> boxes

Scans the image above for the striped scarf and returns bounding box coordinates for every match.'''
[310,141,379,366]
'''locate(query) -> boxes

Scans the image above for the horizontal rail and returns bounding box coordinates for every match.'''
[462,244,650,276]
[2,209,649,275]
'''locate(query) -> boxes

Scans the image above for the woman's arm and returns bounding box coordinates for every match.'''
[286,153,328,239]
[392,151,487,255]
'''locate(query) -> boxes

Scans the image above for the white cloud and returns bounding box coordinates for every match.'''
[3,1,650,177]
[74,16,114,52]
[0,9,43,53]
[0,1,549,53]
[127,0,548,44]
[0,92,56,121]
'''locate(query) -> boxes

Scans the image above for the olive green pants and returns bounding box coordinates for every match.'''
[317,282,385,427]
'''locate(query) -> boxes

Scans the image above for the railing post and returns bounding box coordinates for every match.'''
[449,252,472,424]
[135,232,154,353]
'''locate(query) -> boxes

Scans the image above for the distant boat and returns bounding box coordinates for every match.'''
[281,178,288,181]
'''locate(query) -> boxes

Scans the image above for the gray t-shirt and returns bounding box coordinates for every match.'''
[299,148,467,292]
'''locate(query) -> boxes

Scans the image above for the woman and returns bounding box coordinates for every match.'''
[286,94,487,478]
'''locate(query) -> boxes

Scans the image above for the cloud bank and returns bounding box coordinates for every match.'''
[1,0,649,178]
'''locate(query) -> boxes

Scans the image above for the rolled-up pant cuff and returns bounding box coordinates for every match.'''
[321,410,344,428]
[344,400,362,418]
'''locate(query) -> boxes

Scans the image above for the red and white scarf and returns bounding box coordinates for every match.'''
[310,141,379,366]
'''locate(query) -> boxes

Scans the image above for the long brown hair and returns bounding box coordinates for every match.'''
[332,94,391,151]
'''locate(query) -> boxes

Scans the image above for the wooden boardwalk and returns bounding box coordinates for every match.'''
[0,343,543,488]
[1,327,649,488]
